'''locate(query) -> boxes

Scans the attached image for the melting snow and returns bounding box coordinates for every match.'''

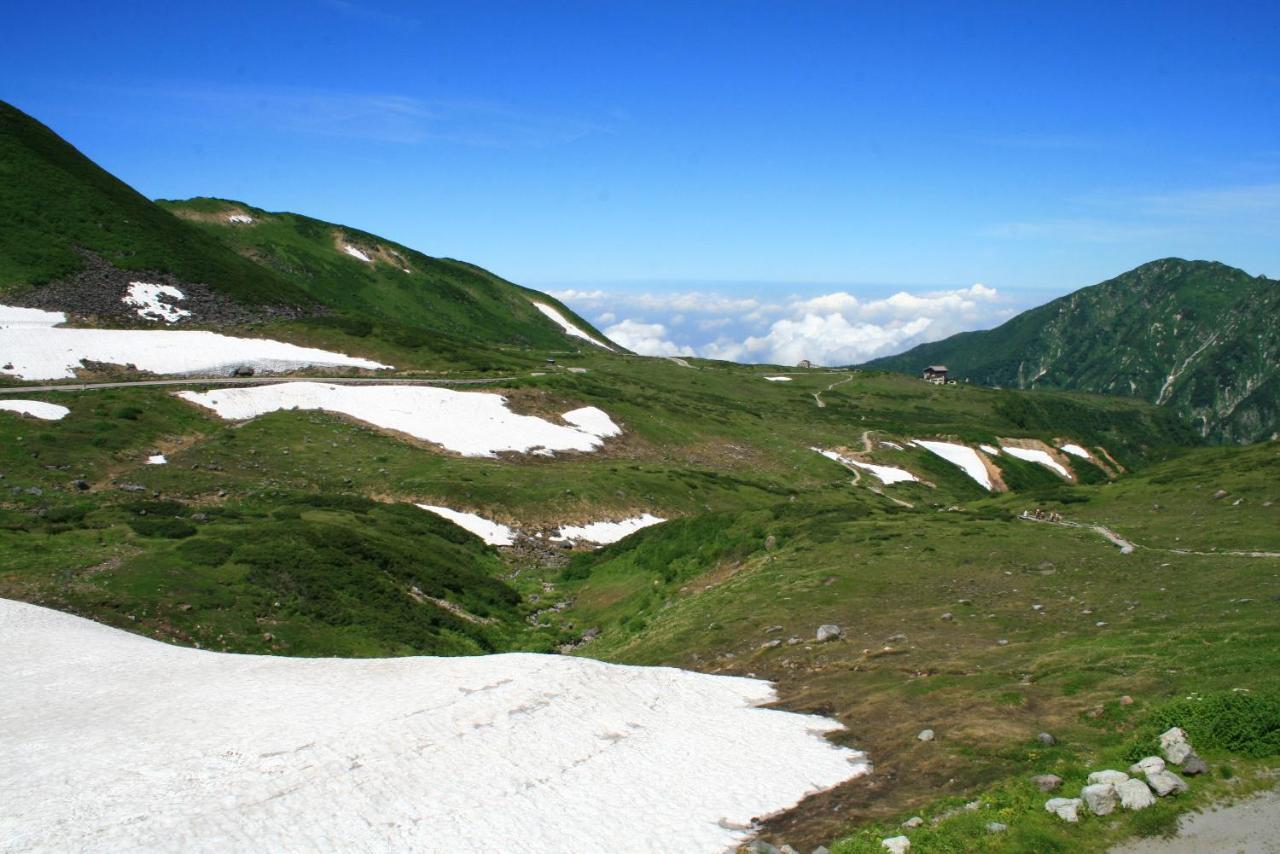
[343,245,373,263]
[178,382,621,458]
[226,214,254,224]
[814,448,918,485]
[1060,443,1091,460]
[552,513,665,544]
[124,282,191,324]
[914,440,993,490]
[0,304,389,380]
[146,454,167,465]
[764,376,793,382]
[0,400,69,420]
[979,444,1000,456]
[416,505,515,546]
[530,302,615,351]
[0,598,868,853]
[1001,446,1070,478]
[879,440,905,451]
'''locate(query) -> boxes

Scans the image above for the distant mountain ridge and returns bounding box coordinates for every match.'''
[0,101,614,352]
[863,259,1279,443]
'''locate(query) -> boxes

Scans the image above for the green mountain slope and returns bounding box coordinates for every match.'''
[158,197,614,350]
[0,101,310,306]
[863,259,1280,443]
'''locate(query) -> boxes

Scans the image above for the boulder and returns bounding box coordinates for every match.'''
[812,848,829,854]
[1160,727,1193,764]
[1181,753,1208,775]
[1117,778,1157,811]
[1129,756,1165,776]
[916,729,935,742]
[1087,769,1130,786]
[1033,774,1063,792]
[1044,797,1082,823]
[1082,783,1118,816]
[881,836,910,854]
[902,816,923,829]
[1146,769,1189,797]
[747,842,779,854]
[816,624,842,642]
[1036,732,1056,747]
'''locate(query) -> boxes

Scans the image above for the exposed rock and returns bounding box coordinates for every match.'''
[917,729,935,742]
[1087,769,1130,786]
[1160,726,1193,764]
[1033,774,1063,792]
[881,836,910,854]
[1130,756,1166,776]
[1146,769,1189,797]
[940,612,953,621]
[761,639,782,650]
[1036,732,1056,747]
[1120,695,1134,705]
[779,846,798,854]
[811,848,829,854]
[815,624,842,642]
[747,842,779,854]
[1212,489,1229,500]
[1082,783,1118,816]
[1181,754,1209,776]
[1117,778,1157,811]
[985,822,1008,833]
[764,534,777,551]
[902,816,923,828]
[1044,797,1082,822]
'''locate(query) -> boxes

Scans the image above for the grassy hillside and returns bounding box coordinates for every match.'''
[159,197,615,350]
[0,101,310,306]
[864,259,1280,443]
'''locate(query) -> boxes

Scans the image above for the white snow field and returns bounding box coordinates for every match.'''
[552,513,666,544]
[416,504,515,546]
[179,382,622,458]
[979,444,1000,456]
[343,244,373,262]
[0,598,868,853]
[530,301,615,351]
[0,304,390,380]
[763,376,793,382]
[146,453,167,465]
[0,400,69,420]
[123,282,191,323]
[1000,445,1070,478]
[1060,443,1091,460]
[814,449,918,485]
[913,439,993,490]
[226,213,254,224]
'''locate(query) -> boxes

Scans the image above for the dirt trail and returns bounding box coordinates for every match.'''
[1019,514,1279,558]
[812,373,854,408]
[1113,785,1280,853]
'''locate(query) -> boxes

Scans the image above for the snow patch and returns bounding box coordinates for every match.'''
[530,302,615,351]
[0,305,389,380]
[146,454,167,465]
[914,440,993,490]
[416,505,515,546]
[0,400,69,421]
[343,245,373,263]
[226,214,254,224]
[764,376,793,382]
[979,444,1000,456]
[879,440,905,451]
[1001,446,1070,478]
[178,382,621,458]
[1060,443,1091,460]
[124,282,191,324]
[552,514,665,545]
[0,597,869,853]
[814,448,918,485]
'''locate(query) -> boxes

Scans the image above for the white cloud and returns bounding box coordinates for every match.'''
[603,319,696,357]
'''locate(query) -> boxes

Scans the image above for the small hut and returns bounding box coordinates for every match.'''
[921,365,948,384]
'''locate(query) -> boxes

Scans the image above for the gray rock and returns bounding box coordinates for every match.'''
[1087,769,1130,786]
[811,848,829,854]
[761,639,783,649]
[747,842,779,854]
[1146,769,1189,797]
[881,837,910,854]
[1117,778,1156,811]
[1181,753,1209,776]
[816,624,842,642]
[1033,774,1063,792]
[917,728,935,742]
[902,816,923,828]
[1212,489,1229,500]
[72,479,89,491]
[1160,726,1193,764]
[1045,797,1082,822]
[985,822,1008,833]
[1130,756,1165,776]
[779,846,798,854]
[1036,732,1056,747]
[1082,782,1118,816]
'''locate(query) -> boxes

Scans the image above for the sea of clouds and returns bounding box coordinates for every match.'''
[549,282,1020,366]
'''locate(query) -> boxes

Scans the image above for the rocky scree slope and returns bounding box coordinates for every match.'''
[863,259,1279,443]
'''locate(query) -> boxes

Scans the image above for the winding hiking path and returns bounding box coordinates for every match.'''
[812,373,854,408]
[1019,514,1280,558]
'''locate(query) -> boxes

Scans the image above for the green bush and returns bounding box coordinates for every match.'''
[1127,690,1280,760]
[129,517,197,539]
[176,537,236,567]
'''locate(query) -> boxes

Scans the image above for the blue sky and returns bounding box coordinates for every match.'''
[4,1,1278,363]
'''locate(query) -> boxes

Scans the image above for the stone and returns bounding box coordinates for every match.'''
[1146,769,1189,797]
[1036,732,1056,747]
[917,728,935,742]
[1117,778,1156,811]
[940,612,953,621]
[1181,754,1209,776]
[1087,769,1130,786]
[72,479,89,491]
[811,848,829,854]
[779,846,798,854]
[1212,489,1229,500]
[902,816,923,828]
[881,836,910,854]
[1160,727,1193,764]
[764,534,777,551]
[1044,797,1082,822]
[816,624,842,642]
[1129,756,1165,776]
[1033,774,1063,792]
[985,822,1008,833]
[761,639,782,649]
[1120,695,1134,705]
[747,842,779,854]
[1082,783,1118,816]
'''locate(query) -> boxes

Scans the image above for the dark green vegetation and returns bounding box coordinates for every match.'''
[865,259,1280,443]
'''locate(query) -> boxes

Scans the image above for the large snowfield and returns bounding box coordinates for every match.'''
[913,439,993,490]
[0,305,390,380]
[530,301,615,351]
[0,399,69,420]
[1000,445,1070,478]
[552,513,666,544]
[178,382,622,457]
[416,504,515,546]
[0,598,869,853]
